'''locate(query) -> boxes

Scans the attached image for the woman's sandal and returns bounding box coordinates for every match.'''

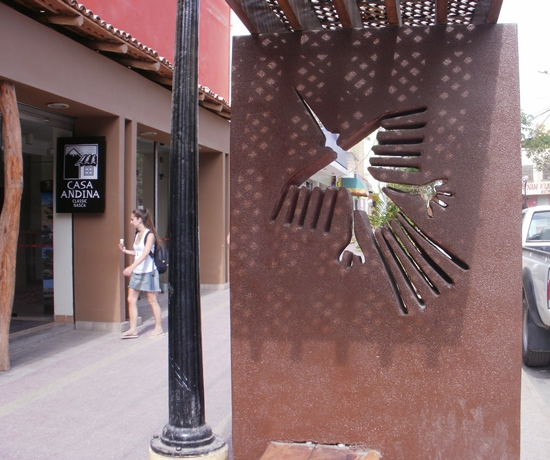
[148,331,165,338]
[121,333,138,339]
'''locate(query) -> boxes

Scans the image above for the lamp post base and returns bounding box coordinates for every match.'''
[150,436,228,459]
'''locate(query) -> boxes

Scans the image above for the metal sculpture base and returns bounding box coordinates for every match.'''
[150,434,227,459]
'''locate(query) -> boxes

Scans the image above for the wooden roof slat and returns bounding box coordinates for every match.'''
[276,0,303,30]
[3,0,232,117]
[472,0,496,24]
[384,0,402,27]
[3,0,507,120]
[332,0,353,28]
[120,58,161,71]
[435,0,448,25]
[44,14,83,26]
[201,101,224,112]
[10,0,63,14]
[286,0,323,31]
[226,0,260,34]
[486,0,504,23]
[228,0,288,34]
[332,0,363,29]
[215,111,231,119]
[228,0,502,32]
[86,41,129,54]
[148,75,174,87]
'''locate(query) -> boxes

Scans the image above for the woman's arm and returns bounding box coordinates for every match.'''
[118,241,135,256]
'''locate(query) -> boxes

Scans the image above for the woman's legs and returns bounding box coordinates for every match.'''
[122,287,140,336]
[146,291,164,337]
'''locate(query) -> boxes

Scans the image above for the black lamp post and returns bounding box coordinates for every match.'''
[521,176,529,209]
[150,0,227,457]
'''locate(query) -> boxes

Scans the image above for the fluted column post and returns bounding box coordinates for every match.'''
[150,0,227,458]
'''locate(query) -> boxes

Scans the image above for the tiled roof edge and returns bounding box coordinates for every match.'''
[57,0,231,114]
[61,0,174,69]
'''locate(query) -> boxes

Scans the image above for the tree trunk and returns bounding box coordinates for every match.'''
[0,81,23,371]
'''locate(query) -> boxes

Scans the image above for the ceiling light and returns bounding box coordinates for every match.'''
[140,131,157,136]
[47,102,69,109]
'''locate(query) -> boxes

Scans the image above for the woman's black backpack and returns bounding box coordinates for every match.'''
[146,232,169,274]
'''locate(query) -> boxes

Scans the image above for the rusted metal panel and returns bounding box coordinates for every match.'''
[230,24,521,459]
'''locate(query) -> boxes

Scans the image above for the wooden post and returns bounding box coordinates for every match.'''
[0,81,23,372]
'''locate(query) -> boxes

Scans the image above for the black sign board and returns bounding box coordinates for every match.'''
[56,137,106,213]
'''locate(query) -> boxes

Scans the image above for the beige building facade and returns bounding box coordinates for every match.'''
[0,4,230,329]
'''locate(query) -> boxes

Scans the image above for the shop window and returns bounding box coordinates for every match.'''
[523,165,534,181]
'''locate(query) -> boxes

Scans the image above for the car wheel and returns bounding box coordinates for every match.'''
[523,295,550,367]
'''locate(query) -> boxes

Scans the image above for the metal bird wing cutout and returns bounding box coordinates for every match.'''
[230,26,508,328]
[229,24,522,460]
[272,90,468,315]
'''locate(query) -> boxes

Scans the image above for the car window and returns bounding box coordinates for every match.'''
[528,211,550,241]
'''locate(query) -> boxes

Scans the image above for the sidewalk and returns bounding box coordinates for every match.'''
[1,289,232,460]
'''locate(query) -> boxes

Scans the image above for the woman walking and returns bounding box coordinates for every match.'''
[118,208,164,339]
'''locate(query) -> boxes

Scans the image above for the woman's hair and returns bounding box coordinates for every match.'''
[133,208,161,248]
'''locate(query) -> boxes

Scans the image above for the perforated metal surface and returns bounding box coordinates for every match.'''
[230,24,521,460]
[357,1,389,28]
[311,0,343,29]
[230,0,502,33]
[265,0,295,30]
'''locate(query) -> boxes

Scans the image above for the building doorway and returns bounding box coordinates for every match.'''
[136,137,170,288]
[0,104,73,328]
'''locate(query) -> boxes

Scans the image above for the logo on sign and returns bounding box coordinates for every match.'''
[56,137,106,213]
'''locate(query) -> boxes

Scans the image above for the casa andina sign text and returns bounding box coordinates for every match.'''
[56,137,106,213]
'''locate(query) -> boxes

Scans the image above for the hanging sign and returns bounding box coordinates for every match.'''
[56,137,106,213]
[526,181,550,196]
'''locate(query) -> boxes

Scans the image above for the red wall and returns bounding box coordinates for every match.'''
[81,0,230,100]
[198,0,231,100]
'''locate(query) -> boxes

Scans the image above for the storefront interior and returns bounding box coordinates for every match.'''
[1,104,73,326]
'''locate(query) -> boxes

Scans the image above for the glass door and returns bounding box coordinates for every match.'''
[1,104,73,325]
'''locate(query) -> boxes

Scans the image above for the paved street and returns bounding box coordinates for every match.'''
[521,364,550,458]
[2,288,550,459]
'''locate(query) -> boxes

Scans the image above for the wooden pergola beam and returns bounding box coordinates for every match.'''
[435,0,448,25]
[225,0,259,34]
[332,0,363,29]
[384,0,402,27]
[0,81,23,372]
[486,0,504,23]
[332,0,353,28]
[276,0,303,31]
